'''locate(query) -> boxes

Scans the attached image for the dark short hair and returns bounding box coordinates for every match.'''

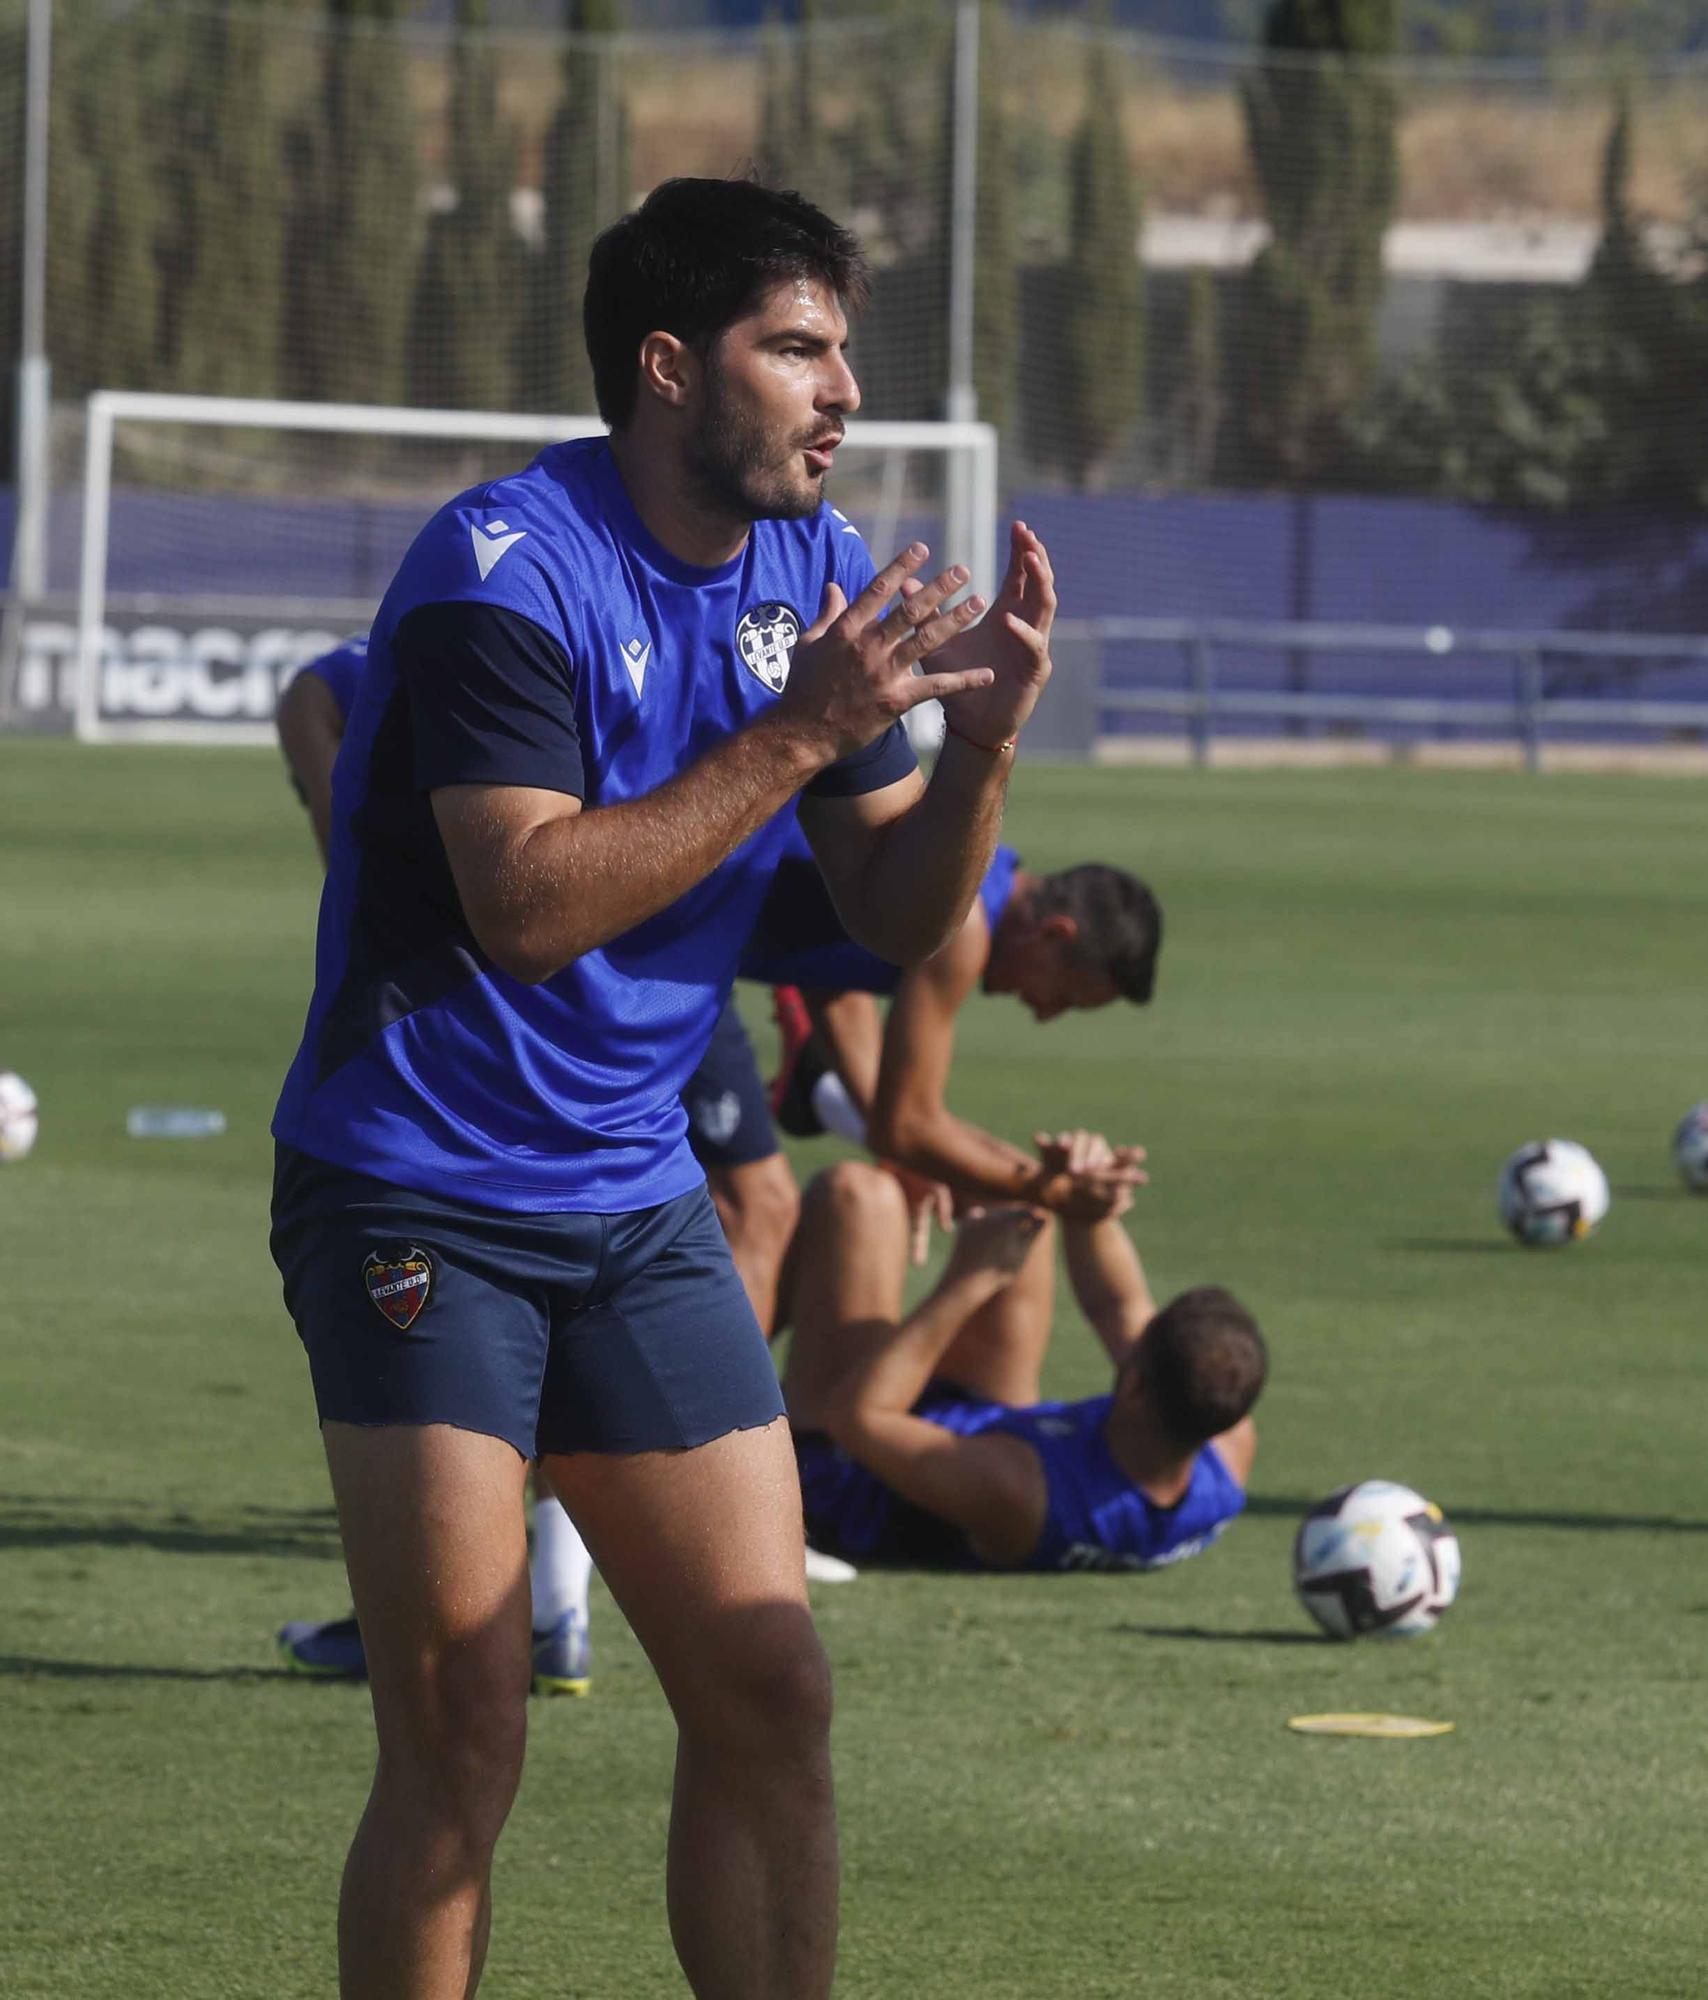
[1130,1287,1267,1447]
[583,176,871,428]
[1031,864,1163,1004]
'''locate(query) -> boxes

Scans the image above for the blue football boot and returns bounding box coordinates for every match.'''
[277,1613,367,1680]
[531,1610,591,1697]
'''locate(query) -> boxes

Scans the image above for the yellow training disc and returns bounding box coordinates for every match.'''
[1287,1713,1455,1739]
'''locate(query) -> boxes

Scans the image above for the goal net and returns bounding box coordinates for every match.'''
[70,392,998,746]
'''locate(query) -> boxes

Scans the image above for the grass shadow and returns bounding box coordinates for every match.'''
[1245,1493,1708,1535]
[0,1651,328,1685]
[1389,1237,1520,1255]
[0,1494,342,1561]
[1112,1623,1324,1646]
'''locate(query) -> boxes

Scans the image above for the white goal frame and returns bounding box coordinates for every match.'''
[75,390,999,745]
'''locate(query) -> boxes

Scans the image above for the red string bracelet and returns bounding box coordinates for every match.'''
[942,714,1017,755]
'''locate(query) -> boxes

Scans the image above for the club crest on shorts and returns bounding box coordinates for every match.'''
[692,1090,743,1147]
[362,1247,434,1331]
[735,602,802,694]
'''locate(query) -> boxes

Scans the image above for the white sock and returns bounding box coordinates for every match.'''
[530,1495,592,1632]
[812,1070,868,1147]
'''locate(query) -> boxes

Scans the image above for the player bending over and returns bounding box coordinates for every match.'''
[754,816,1162,1214]
[270,175,1075,2000]
[676,822,1163,1332]
[784,1137,1264,1573]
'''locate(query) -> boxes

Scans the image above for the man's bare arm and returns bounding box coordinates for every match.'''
[794,523,1057,968]
[802,989,884,1113]
[434,548,991,984]
[868,929,1143,1218]
[1046,1130,1157,1366]
[276,670,345,863]
[866,915,1040,1196]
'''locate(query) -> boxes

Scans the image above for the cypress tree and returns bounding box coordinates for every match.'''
[284,0,420,407]
[1235,0,1398,484]
[757,0,832,207]
[1579,89,1708,508]
[158,5,286,397]
[1059,8,1143,486]
[407,0,520,412]
[971,0,1017,433]
[0,18,18,472]
[1178,265,1224,485]
[45,6,163,398]
[528,0,627,416]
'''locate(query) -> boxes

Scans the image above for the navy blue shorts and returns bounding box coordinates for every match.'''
[270,1145,785,1459]
[681,999,779,1171]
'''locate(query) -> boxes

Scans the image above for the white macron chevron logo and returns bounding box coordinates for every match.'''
[621,636,651,697]
[470,518,528,581]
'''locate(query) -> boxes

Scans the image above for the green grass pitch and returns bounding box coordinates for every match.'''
[2,743,1704,1998]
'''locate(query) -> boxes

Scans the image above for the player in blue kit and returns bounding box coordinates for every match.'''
[748,817,1161,1208]
[269,177,1099,2000]
[275,636,599,1690]
[275,637,367,860]
[782,1138,1265,1574]
[673,824,1161,1312]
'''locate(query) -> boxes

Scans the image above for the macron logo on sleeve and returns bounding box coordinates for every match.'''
[471,518,528,581]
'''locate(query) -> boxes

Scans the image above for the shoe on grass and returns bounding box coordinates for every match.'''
[278,1613,367,1680]
[531,1610,592,1696]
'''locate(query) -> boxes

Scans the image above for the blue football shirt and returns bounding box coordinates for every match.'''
[802,1391,1246,1573]
[273,438,915,1212]
[737,818,1020,995]
[296,635,368,724]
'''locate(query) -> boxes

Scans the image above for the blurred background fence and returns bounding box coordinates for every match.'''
[3,0,1708,754]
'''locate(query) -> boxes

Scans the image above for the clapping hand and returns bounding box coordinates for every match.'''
[925,521,1057,752]
[779,544,993,762]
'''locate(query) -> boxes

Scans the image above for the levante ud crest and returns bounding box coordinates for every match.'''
[363,1247,434,1330]
[735,602,802,694]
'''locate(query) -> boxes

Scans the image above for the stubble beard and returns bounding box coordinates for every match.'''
[684,373,825,525]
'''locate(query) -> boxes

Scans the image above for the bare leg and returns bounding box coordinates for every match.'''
[322,1422,533,2000]
[545,1420,836,2000]
[930,1208,1057,1405]
[781,1161,912,1430]
[784,1161,1057,1423]
[707,1151,800,1337]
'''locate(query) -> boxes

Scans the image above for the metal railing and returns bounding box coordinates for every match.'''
[1043,617,1708,769]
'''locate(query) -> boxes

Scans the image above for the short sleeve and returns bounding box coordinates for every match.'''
[299,637,368,724]
[806,721,918,798]
[396,601,585,799]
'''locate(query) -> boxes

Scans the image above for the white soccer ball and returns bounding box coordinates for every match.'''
[1497,1137,1609,1246]
[0,1071,39,1163]
[1293,1480,1461,1641]
[1672,1102,1708,1193]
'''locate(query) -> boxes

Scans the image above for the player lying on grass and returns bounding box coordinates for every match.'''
[269,174,1076,2000]
[783,1136,1264,1573]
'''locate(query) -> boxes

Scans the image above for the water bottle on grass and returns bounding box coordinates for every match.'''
[126,1106,227,1140]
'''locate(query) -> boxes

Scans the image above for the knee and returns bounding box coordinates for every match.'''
[720,1155,801,1258]
[805,1159,906,1236]
[676,1610,834,1769]
[373,1653,529,1849]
